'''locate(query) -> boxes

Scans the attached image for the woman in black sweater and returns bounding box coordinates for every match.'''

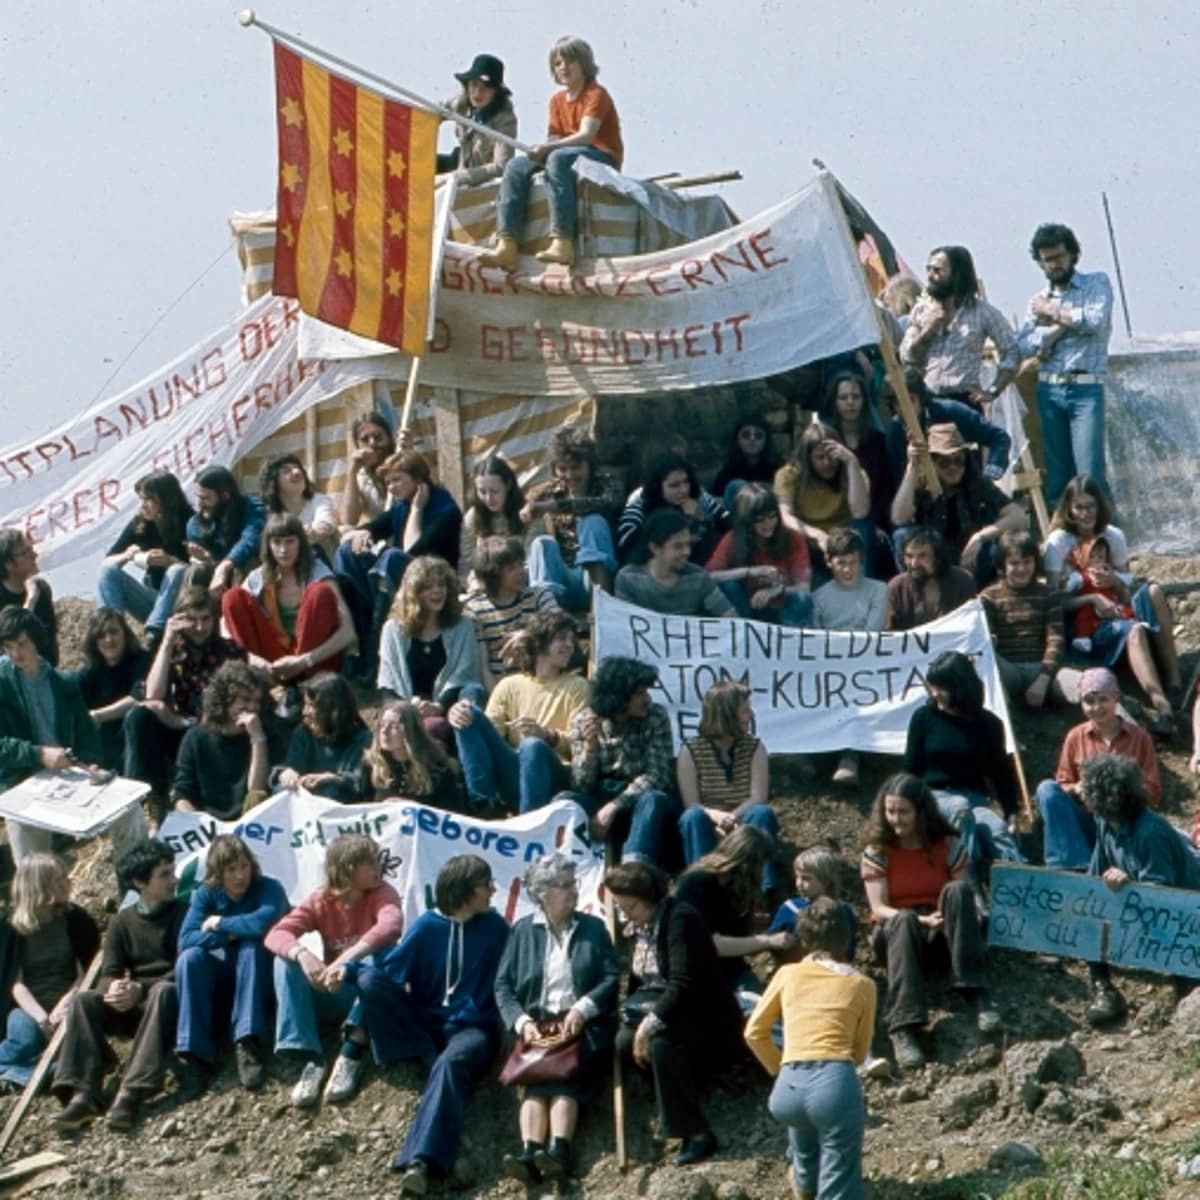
[605,861,743,1168]
[72,609,149,772]
[903,651,1024,895]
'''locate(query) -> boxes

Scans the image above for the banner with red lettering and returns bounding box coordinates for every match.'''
[0,294,379,576]
[298,173,882,395]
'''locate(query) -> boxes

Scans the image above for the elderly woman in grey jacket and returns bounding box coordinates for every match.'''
[494,852,619,1184]
[438,54,518,187]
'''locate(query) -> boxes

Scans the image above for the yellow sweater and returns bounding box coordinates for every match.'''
[485,672,591,760]
[744,957,876,1076]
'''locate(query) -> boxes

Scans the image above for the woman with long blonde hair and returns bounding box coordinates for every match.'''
[377,555,483,745]
[0,854,99,1089]
[360,701,461,808]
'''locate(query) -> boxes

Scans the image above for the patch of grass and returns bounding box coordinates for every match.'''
[991,1147,1166,1200]
[1172,1041,1200,1081]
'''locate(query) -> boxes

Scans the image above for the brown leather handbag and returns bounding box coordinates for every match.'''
[498,1018,583,1087]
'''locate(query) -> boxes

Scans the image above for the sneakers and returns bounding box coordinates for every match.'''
[399,1159,429,1195]
[859,1054,891,1081]
[890,1027,925,1071]
[1086,981,1127,1027]
[52,1091,101,1131]
[290,1059,326,1108]
[235,1038,265,1091]
[673,1130,717,1167]
[832,751,860,786]
[107,1090,140,1131]
[323,1053,365,1104]
[974,991,1003,1034]
[276,684,302,722]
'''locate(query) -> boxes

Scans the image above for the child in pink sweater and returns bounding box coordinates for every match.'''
[265,834,403,1108]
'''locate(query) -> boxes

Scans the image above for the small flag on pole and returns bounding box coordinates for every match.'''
[270,40,438,354]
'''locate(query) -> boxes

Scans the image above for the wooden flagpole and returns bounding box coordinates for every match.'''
[814,164,940,497]
[239,11,533,154]
[602,842,628,1171]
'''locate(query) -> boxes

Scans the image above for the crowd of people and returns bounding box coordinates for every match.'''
[1,40,1194,1196]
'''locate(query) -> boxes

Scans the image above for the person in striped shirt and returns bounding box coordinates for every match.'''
[463,537,560,693]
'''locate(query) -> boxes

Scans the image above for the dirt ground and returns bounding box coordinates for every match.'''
[6,552,1200,1199]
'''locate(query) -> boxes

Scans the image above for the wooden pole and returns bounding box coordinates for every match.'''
[398,356,422,434]
[1010,750,1034,826]
[602,840,628,1171]
[816,168,940,496]
[0,951,103,1160]
[239,11,532,154]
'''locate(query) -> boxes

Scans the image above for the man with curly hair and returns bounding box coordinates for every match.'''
[1081,753,1200,1026]
[559,656,680,870]
[171,660,276,820]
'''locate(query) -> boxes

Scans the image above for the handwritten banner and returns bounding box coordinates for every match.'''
[0,294,379,576]
[159,790,606,931]
[592,592,1013,753]
[298,174,880,397]
[989,863,1200,978]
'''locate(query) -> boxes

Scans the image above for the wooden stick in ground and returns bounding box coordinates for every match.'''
[602,841,628,1171]
[1010,751,1034,826]
[397,355,421,434]
[876,334,942,497]
[0,950,103,1160]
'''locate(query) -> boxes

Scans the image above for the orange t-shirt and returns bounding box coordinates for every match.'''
[547,82,623,169]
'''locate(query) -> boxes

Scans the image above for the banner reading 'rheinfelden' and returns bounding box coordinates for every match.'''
[593,592,1013,754]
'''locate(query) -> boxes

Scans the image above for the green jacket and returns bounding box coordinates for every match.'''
[0,660,102,787]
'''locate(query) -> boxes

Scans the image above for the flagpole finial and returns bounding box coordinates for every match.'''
[238,9,256,27]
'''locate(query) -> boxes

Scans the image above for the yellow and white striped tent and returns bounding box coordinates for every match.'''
[230,172,736,504]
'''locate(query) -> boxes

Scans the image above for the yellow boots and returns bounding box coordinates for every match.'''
[477,235,519,271]
[536,236,575,266]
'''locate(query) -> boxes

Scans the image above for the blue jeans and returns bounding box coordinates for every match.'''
[1036,381,1110,509]
[769,1060,864,1200]
[933,789,1025,881]
[679,802,782,891]
[351,966,498,1176]
[273,957,358,1061]
[558,787,683,873]
[0,1008,47,1089]
[717,581,813,627]
[527,514,616,612]
[454,706,570,814]
[177,941,274,1064]
[97,560,188,634]
[1036,780,1096,869]
[496,147,617,241]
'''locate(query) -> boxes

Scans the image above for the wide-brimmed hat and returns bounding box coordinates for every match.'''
[926,423,977,456]
[455,54,510,95]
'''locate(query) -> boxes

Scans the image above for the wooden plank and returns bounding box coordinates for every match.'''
[0,1151,67,1185]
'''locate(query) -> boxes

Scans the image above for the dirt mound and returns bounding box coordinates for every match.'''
[6,556,1200,1197]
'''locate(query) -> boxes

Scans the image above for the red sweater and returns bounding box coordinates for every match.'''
[265,883,404,964]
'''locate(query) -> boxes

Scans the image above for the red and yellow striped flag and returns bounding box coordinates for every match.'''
[271,41,438,354]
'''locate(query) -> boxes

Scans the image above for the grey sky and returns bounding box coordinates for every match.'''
[2,0,1196,453]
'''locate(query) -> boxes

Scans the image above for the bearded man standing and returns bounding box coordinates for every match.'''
[900,245,1020,412]
[1016,223,1114,508]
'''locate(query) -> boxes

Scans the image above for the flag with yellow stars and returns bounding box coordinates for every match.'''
[271,41,438,353]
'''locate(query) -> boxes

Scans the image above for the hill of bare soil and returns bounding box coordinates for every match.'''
[5,552,1200,1199]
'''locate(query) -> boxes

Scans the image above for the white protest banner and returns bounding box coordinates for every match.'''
[159,791,605,931]
[299,174,880,396]
[592,591,1013,754]
[0,294,381,576]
